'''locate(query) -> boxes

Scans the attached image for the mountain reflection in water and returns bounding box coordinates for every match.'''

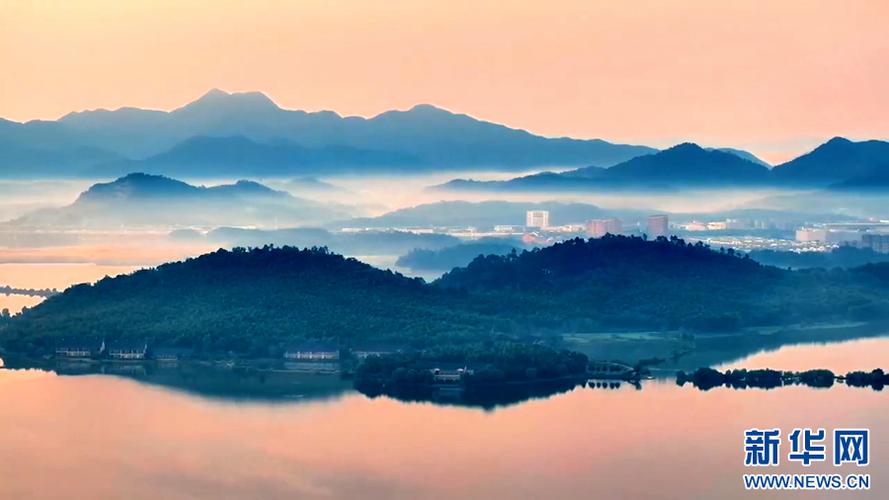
[0,338,886,499]
[2,333,886,409]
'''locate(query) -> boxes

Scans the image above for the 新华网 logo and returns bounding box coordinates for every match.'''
[743,428,871,491]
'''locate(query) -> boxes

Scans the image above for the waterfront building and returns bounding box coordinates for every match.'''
[284,342,340,360]
[55,338,105,358]
[107,340,149,360]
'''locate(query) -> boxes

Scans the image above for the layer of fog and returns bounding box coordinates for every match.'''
[1,172,886,287]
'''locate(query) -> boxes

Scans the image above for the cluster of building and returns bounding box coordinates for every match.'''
[268,343,481,381]
[341,209,676,244]
[282,342,408,360]
[690,236,832,252]
[795,222,889,253]
[862,233,889,253]
[54,339,410,362]
[526,210,670,238]
[345,206,889,255]
[55,339,193,361]
[676,218,794,232]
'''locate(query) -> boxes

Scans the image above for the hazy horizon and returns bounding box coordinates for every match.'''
[4,1,889,164]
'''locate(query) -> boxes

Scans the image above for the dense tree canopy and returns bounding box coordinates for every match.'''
[3,237,888,358]
[395,240,521,271]
[437,235,889,331]
[2,246,488,356]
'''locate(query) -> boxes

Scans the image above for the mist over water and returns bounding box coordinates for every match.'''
[0,179,94,220]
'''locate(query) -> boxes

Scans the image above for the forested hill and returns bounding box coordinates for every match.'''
[2,246,487,356]
[436,235,889,331]
[437,235,774,290]
[3,238,889,358]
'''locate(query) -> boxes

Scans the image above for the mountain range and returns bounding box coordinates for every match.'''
[0,89,654,177]
[3,90,886,188]
[7,173,352,228]
[437,139,889,191]
[773,137,889,187]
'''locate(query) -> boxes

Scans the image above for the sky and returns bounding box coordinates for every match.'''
[2,0,887,163]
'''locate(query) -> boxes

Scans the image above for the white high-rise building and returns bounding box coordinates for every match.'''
[526,210,550,229]
[647,214,669,238]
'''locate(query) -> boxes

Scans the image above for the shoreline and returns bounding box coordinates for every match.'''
[2,320,888,375]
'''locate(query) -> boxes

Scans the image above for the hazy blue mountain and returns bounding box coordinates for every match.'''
[93,135,419,177]
[435,172,588,192]
[0,118,123,176]
[57,89,327,158]
[436,143,769,192]
[772,137,889,186]
[9,173,353,228]
[282,176,344,192]
[350,103,655,168]
[8,90,887,187]
[603,143,770,184]
[828,171,889,191]
[1,89,656,175]
[434,170,680,192]
[708,147,770,167]
[433,171,659,192]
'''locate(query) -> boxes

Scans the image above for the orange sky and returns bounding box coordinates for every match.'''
[2,0,887,163]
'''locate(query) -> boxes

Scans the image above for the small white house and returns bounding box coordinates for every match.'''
[284,342,339,360]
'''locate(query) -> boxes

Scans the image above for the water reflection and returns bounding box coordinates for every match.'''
[718,335,889,373]
[2,359,353,403]
[0,366,885,499]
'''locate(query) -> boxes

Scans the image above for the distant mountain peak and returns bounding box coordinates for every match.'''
[75,173,292,205]
[201,88,229,98]
[825,136,852,145]
[773,136,889,185]
[75,172,192,203]
[3,91,659,174]
[665,142,706,153]
[175,89,280,114]
[408,103,449,113]
[99,172,180,186]
[372,103,459,121]
[707,147,771,167]
[228,179,281,193]
[117,172,168,182]
[600,141,769,185]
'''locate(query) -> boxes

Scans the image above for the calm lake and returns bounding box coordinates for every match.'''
[0,336,885,499]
